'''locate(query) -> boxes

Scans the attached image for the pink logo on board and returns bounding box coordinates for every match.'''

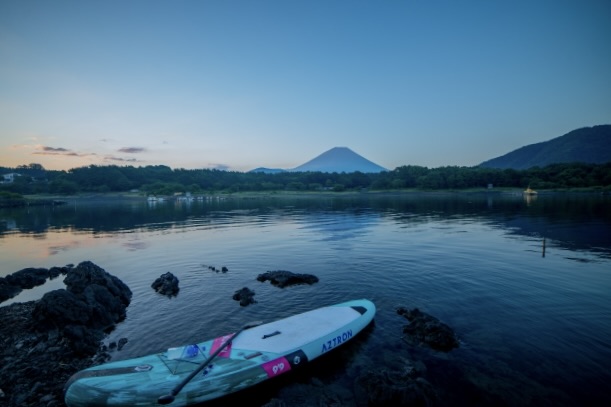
[210,334,234,358]
[262,357,291,378]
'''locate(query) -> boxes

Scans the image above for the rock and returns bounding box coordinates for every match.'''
[0,262,131,407]
[0,300,110,407]
[0,265,73,303]
[65,261,131,308]
[31,261,132,356]
[151,272,180,297]
[221,266,228,272]
[5,267,50,289]
[48,265,72,278]
[263,378,355,406]
[117,337,128,351]
[256,270,319,288]
[0,279,22,302]
[232,287,257,306]
[397,307,459,351]
[355,357,437,406]
[32,290,91,329]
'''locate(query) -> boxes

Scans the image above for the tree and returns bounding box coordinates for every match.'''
[49,179,79,194]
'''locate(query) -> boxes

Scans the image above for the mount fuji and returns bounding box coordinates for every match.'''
[250,147,388,174]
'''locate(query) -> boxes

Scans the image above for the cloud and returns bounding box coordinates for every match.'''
[104,155,140,163]
[42,146,69,152]
[32,145,96,157]
[118,147,147,154]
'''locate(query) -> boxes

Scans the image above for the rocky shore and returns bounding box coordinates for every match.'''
[1,262,461,407]
[0,261,131,407]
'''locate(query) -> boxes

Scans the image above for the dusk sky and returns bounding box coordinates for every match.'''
[1,0,610,172]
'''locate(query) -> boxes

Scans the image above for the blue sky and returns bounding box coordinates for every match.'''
[1,0,610,172]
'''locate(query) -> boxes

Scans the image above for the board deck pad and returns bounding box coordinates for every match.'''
[233,305,362,353]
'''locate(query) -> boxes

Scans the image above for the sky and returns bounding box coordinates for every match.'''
[1,0,610,172]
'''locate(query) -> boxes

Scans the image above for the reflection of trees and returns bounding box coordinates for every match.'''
[376,193,611,259]
[1,194,609,258]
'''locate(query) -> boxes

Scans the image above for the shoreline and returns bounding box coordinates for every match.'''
[19,187,608,203]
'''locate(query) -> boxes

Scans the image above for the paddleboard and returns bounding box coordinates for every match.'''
[64,299,376,406]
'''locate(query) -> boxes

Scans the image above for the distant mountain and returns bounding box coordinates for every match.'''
[249,147,387,174]
[249,167,287,174]
[290,147,387,173]
[479,125,611,170]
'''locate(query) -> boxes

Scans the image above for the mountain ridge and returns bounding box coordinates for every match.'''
[479,125,611,169]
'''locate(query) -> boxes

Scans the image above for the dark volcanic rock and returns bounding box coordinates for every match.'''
[263,378,357,406]
[151,272,180,297]
[256,270,319,288]
[397,307,459,352]
[0,279,22,302]
[5,267,50,289]
[0,261,131,407]
[33,289,91,328]
[232,287,257,306]
[31,261,132,356]
[65,261,131,307]
[0,265,73,303]
[355,357,437,406]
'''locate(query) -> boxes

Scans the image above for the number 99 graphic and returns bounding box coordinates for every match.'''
[263,357,291,377]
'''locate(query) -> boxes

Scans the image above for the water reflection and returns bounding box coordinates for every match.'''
[1,193,610,259]
[2,193,610,405]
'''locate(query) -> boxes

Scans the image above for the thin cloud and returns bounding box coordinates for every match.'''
[118,147,147,154]
[42,146,69,152]
[104,155,139,163]
[32,145,96,157]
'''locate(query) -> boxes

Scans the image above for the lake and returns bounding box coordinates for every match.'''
[1,192,610,406]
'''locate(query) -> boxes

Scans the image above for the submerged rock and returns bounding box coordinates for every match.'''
[256,270,319,288]
[397,307,459,352]
[232,287,257,306]
[355,357,437,406]
[151,272,180,297]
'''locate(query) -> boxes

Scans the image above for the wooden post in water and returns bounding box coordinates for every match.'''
[542,237,546,258]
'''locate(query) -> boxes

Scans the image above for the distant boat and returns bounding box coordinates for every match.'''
[523,186,538,195]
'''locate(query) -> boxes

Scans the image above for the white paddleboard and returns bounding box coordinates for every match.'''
[64,299,376,406]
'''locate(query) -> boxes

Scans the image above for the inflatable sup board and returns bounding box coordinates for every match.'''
[64,299,376,406]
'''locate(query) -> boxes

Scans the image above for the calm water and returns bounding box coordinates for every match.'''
[1,192,610,406]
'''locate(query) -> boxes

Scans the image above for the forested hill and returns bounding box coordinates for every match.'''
[2,161,611,196]
[479,125,611,170]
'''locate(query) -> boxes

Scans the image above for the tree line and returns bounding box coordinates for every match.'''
[1,162,610,196]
